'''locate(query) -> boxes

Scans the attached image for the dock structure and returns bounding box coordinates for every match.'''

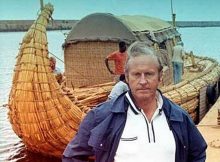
[1,20,220,32]
[198,97,220,162]
[0,20,78,32]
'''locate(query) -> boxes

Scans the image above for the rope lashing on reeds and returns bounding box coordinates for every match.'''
[163,59,220,120]
[8,3,83,157]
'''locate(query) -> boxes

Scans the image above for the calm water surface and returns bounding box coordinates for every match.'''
[0,28,220,161]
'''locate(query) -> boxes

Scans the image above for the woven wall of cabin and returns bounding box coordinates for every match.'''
[156,48,172,86]
[165,39,174,61]
[64,41,117,87]
[161,67,172,86]
[165,39,175,84]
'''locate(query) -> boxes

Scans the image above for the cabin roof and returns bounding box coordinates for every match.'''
[64,13,176,44]
[118,15,171,32]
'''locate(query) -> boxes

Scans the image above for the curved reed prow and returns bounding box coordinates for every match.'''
[8,3,83,157]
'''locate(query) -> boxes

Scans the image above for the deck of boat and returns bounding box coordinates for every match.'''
[182,56,209,80]
[198,96,220,162]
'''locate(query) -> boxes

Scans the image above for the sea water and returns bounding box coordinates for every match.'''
[0,28,220,161]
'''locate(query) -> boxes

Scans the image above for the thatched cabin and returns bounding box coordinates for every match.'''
[63,13,182,87]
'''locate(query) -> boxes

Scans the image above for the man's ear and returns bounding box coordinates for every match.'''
[159,71,163,82]
[125,73,129,83]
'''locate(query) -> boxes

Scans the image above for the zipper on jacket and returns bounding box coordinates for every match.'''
[140,112,155,143]
[151,121,156,143]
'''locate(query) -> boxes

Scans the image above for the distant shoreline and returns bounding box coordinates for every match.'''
[0,20,78,32]
[1,20,220,32]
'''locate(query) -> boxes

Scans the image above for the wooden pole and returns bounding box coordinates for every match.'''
[170,0,176,28]
[40,0,44,10]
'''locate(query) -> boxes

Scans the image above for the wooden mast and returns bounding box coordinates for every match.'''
[40,0,44,10]
[170,0,176,28]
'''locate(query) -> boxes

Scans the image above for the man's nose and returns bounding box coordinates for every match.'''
[139,73,147,84]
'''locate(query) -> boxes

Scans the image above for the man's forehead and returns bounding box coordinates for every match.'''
[128,55,158,64]
[126,55,160,72]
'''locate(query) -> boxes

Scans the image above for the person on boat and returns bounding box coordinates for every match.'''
[172,41,185,84]
[62,41,207,162]
[108,74,129,100]
[105,41,127,81]
[49,56,63,84]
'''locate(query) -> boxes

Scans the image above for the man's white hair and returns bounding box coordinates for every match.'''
[125,41,163,73]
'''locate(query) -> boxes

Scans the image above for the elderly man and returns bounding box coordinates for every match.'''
[62,41,207,162]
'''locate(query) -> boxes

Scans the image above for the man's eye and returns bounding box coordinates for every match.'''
[135,73,140,77]
[145,72,154,76]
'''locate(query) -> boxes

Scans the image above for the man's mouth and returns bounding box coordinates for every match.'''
[137,88,150,92]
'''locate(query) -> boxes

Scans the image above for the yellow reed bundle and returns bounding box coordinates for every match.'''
[180,97,199,114]
[63,82,114,112]
[190,111,197,122]
[8,3,83,157]
[163,64,220,105]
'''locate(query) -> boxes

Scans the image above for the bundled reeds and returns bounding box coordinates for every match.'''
[8,3,83,157]
[63,82,114,112]
[163,60,220,119]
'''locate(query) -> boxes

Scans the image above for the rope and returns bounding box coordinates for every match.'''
[50,16,69,38]
[49,51,64,63]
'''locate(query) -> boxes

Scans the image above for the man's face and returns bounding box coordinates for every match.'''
[119,46,126,53]
[126,55,162,101]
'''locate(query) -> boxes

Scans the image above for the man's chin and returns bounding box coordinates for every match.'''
[135,93,151,100]
[138,89,150,93]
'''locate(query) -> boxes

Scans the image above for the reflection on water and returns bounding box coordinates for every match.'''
[0,107,24,162]
[0,28,220,161]
[0,107,61,162]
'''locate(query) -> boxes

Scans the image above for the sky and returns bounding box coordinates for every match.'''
[0,0,219,21]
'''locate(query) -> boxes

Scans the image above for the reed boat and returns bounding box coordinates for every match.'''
[8,3,220,158]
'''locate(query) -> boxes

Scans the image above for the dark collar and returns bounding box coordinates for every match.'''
[110,90,184,122]
[161,95,184,122]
